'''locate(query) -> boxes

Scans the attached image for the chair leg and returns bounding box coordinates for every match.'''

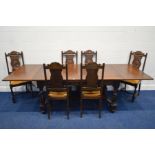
[40,93,46,113]
[29,82,34,98]
[30,82,33,93]
[47,102,51,120]
[99,98,102,118]
[66,99,69,120]
[121,83,126,91]
[138,83,141,96]
[10,86,16,103]
[124,84,126,91]
[25,84,28,92]
[80,98,83,118]
[132,85,137,102]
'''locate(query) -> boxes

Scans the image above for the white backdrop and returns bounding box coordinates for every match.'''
[0,26,155,91]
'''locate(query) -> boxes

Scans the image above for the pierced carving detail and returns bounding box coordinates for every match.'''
[63,50,76,64]
[85,62,99,87]
[83,50,96,64]
[132,51,145,69]
[9,51,21,71]
[48,62,64,88]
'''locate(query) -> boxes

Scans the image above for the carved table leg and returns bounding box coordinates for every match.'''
[106,81,120,112]
[36,81,46,114]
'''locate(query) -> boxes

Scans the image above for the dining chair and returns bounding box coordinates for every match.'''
[121,51,148,102]
[5,51,33,103]
[80,62,105,118]
[61,50,79,92]
[81,50,97,65]
[43,62,70,119]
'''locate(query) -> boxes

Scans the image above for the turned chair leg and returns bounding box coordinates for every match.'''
[29,82,34,97]
[25,84,28,92]
[47,102,51,120]
[124,84,127,91]
[138,83,141,96]
[30,82,33,93]
[132,85,137,102]
[10,86,16,103]
[25,83,33,93]
[40,93,46,113]
[99,98,102,118]
[66,99,69,120]
[80,99,83,118]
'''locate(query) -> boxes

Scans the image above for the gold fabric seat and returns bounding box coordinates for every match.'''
[48,91,67,99]
[82,90,101,98]
[10,80,29,85]
[123,80,140,85]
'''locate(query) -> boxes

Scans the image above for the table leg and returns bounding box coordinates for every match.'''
[106,81,120,112]
[36,81,46,114]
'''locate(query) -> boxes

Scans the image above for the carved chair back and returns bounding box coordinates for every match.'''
[43,62,68,91]
[61,50,78,65]
[5,51,24,74]
[128,51,147,71]
[81,62,105,88]
[81,50,97,65]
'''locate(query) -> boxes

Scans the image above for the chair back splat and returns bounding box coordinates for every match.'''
[61,50,78,65]
[5,51,24,74]
[81,50,97,65]
[128,51,147,71]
